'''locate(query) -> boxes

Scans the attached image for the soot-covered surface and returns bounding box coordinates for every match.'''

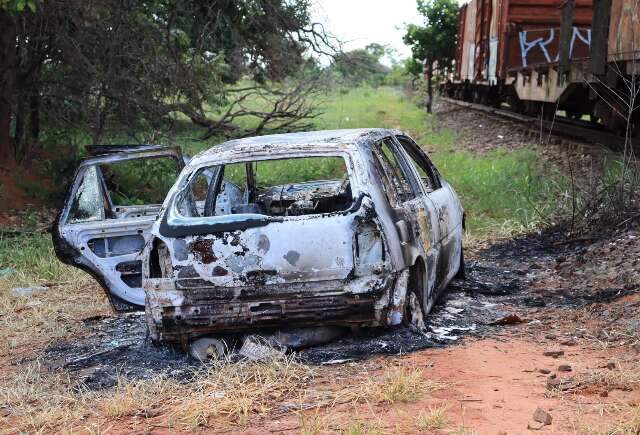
[42,229,633,389]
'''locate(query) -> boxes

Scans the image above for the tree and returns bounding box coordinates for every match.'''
[331,43,391,87]
[0,0,38,167]
[0,0,337,168]
[403,0,458,112]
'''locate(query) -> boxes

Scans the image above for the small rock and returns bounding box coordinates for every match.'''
[600,390,609,397]
[547,378,561,390]
[533,407,553,425]
[490,314,523,325]
[10,286,48,297]
[529,263,543,270]
[543,350,564,358]
[606,362,616,370]
[527,421,545,430]
[560,339,577,346]
[558,364,572,372]
[539,368,551,374]
[545,334,557,340]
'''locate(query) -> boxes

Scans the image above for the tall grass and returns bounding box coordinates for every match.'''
[0,232,109,356]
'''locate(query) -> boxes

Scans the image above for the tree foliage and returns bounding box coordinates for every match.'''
[403,0,458,67]
[403,0,458,112]
[331,43,391,87]
[0,0,337,165]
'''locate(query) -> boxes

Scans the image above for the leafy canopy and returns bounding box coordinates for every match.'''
[403,0,458,66]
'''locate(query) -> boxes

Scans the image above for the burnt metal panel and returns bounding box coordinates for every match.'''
[608,0,640,62]
[455,4,468,80]
[502,0,593,72]
[474,0,493,80]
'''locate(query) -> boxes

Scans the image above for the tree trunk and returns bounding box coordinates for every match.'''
[29,92,40,141]
[426,62,433,114]
[0,11,16,168]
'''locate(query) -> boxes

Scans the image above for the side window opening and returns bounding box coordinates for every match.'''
[65,155,181,225]
[396,136,440,192]
[373,139,415,203]
[177,156,353,218]
[68,166,105,223]
[99,156,180,207]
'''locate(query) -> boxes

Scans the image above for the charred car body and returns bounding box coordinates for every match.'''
[54,129,464,348]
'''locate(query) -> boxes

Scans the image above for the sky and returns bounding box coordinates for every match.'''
[312,0,425,65]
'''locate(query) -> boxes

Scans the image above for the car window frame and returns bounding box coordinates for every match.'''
[172,152,357,221]
[394,135,442,192]
[371,137,423,204]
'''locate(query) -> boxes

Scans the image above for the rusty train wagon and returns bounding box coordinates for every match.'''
[443,0,640,135]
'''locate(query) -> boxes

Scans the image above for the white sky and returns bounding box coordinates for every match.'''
[312,0,424,64]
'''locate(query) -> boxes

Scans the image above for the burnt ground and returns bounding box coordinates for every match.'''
[34,100,640,393]
[40,222,639,390]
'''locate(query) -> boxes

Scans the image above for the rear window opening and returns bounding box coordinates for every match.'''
[177,156,354,218]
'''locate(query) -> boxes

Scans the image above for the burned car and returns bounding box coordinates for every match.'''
[54,129,464,349]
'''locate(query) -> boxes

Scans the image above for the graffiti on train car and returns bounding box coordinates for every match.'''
[518,27,591,68]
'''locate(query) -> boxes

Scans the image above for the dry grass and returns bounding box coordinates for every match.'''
[298,409,325,435]
[170,354,312,428]
[578,360,640,392]
[0,233,111,357]
[415,403,449,431]
[0,361,97,434]
[604,404,640,435]
[0,278,110,357]
[361,366,442,405]
[1,353,313,432]
[101,373,180,418]
[339,418,383,435]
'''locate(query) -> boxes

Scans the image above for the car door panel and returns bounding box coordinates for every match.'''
[371,138,443,307]
[53,145,183,311]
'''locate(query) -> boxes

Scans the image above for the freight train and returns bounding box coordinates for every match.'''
[441,0,639,136]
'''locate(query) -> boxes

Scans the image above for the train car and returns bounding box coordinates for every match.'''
[443,0,640,135]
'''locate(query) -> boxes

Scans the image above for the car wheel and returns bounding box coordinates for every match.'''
[454,245,466,280]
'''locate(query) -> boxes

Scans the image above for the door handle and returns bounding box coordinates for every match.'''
[395,220,410,245]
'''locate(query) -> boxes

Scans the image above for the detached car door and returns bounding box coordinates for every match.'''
[53,145,183,311]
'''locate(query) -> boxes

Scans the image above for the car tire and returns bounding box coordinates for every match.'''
[454,245,466,280]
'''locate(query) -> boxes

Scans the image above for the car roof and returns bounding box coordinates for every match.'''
[189,128,404,166]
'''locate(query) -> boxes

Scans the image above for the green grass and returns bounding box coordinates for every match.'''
[0,232,78,284]
[311,86,563,235]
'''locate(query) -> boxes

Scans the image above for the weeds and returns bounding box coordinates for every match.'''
[338,365,443,406]
[298,409,325,435]
[339,418,382,435]
[415,403,449,431]
[171,354,312,428]
[0,361,97,434]
[101,373,179,418]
